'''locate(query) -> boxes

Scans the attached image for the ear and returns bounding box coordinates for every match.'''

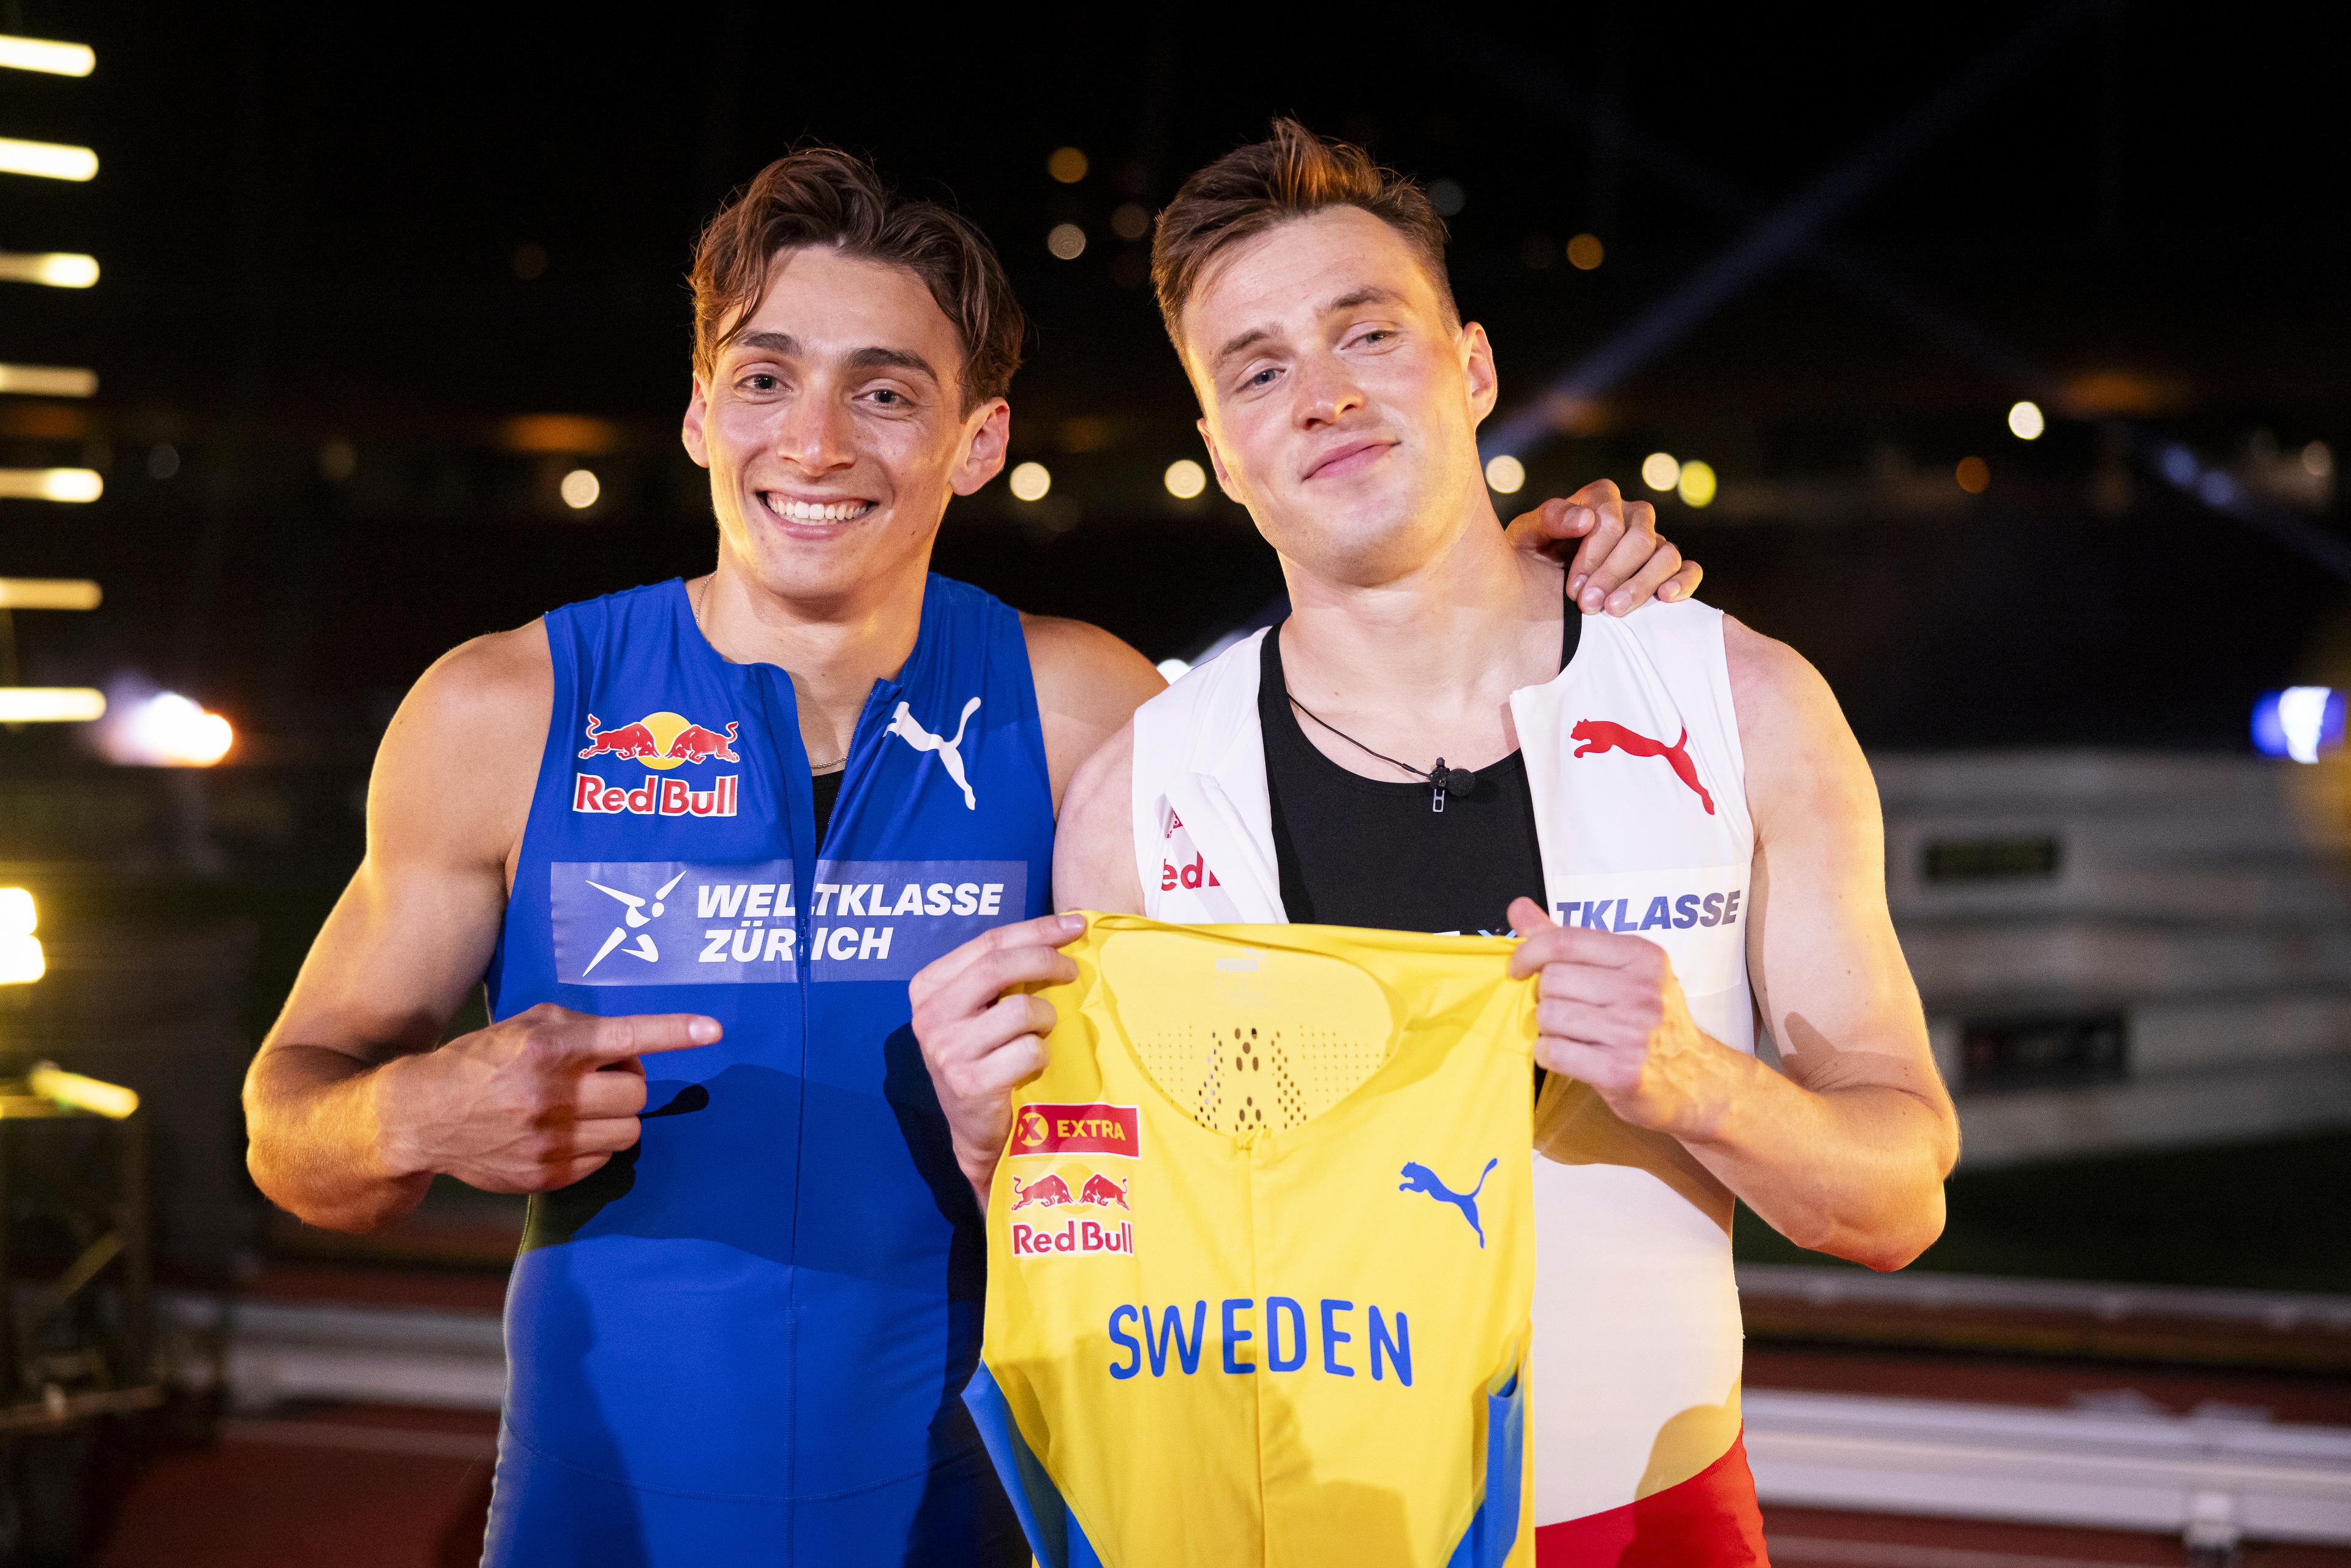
[681,373,713,469]
[1460,321,1499,427]
[1198,418,1243,504]
[950,397,1011,497]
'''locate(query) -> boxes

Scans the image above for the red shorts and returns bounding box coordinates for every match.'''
[1535,1429,1769,1566]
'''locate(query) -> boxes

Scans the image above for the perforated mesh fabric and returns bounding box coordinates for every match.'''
[1098,930,1397,1138]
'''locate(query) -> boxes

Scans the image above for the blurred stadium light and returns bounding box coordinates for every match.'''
[0,135,97,181]
[2252,688,2346,765]
[0,887,40,985]
[0,33,94,76]
[0,250,98,288]
[0,686,103,721]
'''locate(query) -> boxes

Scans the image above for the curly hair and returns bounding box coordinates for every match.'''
[690,148,1024,411]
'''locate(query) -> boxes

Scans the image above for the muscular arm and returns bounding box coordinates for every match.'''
[1708,619,1957,1267]
[1511,620,1956,1272]
[1021,615,1164,812]
[244,626,716,1232]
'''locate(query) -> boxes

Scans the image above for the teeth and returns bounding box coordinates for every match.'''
[767,496,872,523]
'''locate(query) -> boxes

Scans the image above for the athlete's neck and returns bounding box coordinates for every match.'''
[689,552,929,768]
[1276,497,1562,774]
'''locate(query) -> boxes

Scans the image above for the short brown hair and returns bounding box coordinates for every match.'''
[690,147,1024,411]
[1151,118,1457,351]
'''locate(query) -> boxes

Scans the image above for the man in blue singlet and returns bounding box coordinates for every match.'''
[241,145,1695,1565]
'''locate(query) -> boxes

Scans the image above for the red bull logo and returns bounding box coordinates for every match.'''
[1006,1163,1136,1256]
[574,708,742,818]
[580,711,741,768]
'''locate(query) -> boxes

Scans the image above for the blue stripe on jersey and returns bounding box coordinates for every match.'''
[481,576,1051,1567]
[963,1365,1108,1568]
[1447,1362,1528,1568]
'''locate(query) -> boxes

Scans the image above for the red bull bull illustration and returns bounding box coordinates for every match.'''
[1076,1172,1130,1211]
[574,708,744,817]
[1008,1172,1075,1212]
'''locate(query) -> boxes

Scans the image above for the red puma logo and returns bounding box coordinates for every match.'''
[1570,719,1715,814]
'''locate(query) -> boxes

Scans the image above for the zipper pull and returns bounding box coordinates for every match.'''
[1431,760,1448,814]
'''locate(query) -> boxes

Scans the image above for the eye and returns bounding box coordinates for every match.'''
[741,373,780,392]
[1247,367,1281,389]
[869,388,902,405]
[1354,329,1393,348]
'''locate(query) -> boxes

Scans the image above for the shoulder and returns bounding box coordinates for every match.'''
[371,622,551,866]
[1720,615,1875,830]
[1021,613,1163,702]
[1020,613,1164,808]
[1721,615,1847,741]
[397,621,553,743]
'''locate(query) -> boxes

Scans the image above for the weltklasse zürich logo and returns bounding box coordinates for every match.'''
[550,858,1028,988]
[573,708,741,818]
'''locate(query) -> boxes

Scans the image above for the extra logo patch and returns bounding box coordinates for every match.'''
[574,708,743,818]
[1010,1102,1140,1158]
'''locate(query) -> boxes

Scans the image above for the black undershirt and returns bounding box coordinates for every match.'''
[1261,604,1575,938]
[811,767,844,844]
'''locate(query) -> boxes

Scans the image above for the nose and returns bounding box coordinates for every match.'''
[1294,353,1367,430]
[770,386,858,476]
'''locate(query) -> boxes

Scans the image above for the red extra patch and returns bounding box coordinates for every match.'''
[1009,1102,1140,1158]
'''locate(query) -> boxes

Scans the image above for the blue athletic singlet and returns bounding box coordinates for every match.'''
[478,576,1052,1567]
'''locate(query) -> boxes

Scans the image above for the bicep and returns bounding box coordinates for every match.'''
[1052,724,1145,915]
[1731,626,1941,1102]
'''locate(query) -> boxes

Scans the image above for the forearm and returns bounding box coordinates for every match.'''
[1679,1045,1954,1270]
[243,1046,433,1232]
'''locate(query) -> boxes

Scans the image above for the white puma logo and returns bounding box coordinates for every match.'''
[887,696,981,810]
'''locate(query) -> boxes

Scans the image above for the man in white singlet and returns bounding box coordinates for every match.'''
[915,121,1960,1566]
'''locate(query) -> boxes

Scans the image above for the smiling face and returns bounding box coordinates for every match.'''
[1180,206,1498,587]
[682,245,1008,612]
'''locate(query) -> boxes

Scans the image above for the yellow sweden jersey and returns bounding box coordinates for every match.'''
[964,915,1538,1568]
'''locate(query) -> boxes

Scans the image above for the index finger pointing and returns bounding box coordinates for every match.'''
[574,1012,722,1063]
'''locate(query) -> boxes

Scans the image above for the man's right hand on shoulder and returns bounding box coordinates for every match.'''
[910,912,1086,1204]
[377,1005,721,1194]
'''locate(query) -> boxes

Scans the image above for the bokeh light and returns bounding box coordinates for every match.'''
[1046,223,1087,260]
[1641,452,1681,492]
[1009,461,1052,501]
[1677,460,1717,508]
[1163,459,1207,500]
[1485,454,1526,494]
[1566,233,1605,270]
[1956,456,1990,493]
[560,468,601,509]
[2008,400,2045,440]
[1047,147,1089,184]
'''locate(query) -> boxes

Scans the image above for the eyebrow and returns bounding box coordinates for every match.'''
[730,331,940,384]
[1209,285,1412,373]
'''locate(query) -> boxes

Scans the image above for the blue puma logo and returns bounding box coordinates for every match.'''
[1398,1158,1499,1248]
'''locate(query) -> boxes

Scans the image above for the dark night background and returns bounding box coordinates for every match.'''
[2,1,2349,1059]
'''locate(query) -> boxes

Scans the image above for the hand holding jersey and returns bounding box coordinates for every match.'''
[1505,902,1730,1138]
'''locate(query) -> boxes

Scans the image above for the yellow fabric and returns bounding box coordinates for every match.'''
[979,915,1537,1567]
